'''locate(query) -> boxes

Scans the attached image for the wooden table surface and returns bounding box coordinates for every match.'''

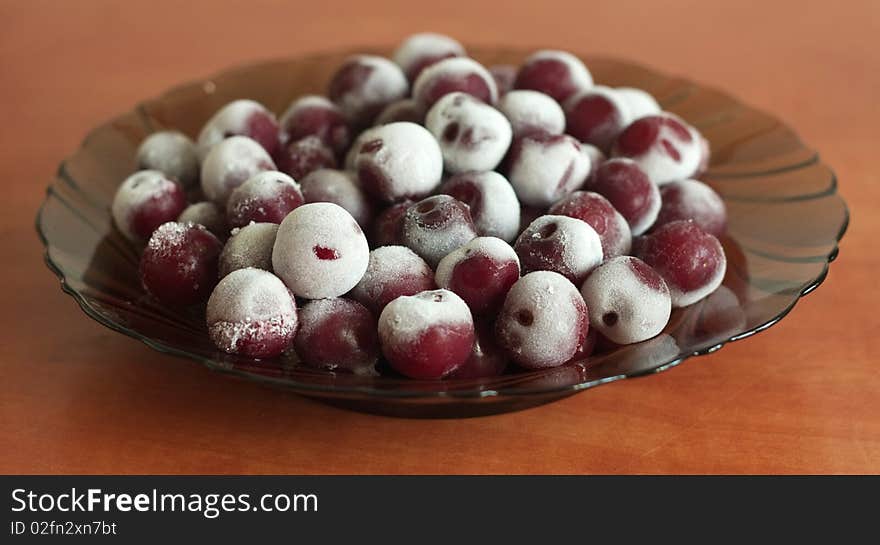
[1,0,878,474]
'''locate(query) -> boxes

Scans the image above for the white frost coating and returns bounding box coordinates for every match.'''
[226,170,300,222]
[616,87,661,120]
[523,50,593,90]
[605,206,634,258]
[508,135,591,207]
[178,201,226,238]
[278,96,349,152]
[207,268,296,323]
[298,298,348,334]
[698,135,711,174]
[580,256,671,344]
[353,122,443,201]
[332,55,408,124]
[618,112,702,186]
[144,221,191,257]
[392,33,466,77]
[517,215,603,280]
[551,191,632,258]
[669,255,727,309]
[279,95,337,128]
[596,158,661,236]
[294,298,379,372]
[206,268,297,354]
[344,133,362,171]
[413,57,499,107]
[200,136,276,205]
[378,289,473,345]
[294,298,379,375]
[297,298,365,331]
[424,92,512,174]
[271,202,369,299]
[581,142,606,179]
[219,222,279,277]
[497,271,586,369]
[435,237,519,289]
[567,85,634,132]
[632,198,661,237]
[196,99,275,160]
[300,169,372,227]
[442,171,521,243]
[282,133,335,170]
[402,196,477,268]
[137,131,199,188]
[497,90,566,136]
[231,170,300,200]
[350,246,433,308]
[374,99,424,125]
[112,170,180,242]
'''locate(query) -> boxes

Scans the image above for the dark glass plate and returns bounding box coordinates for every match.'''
[36,47,849,418]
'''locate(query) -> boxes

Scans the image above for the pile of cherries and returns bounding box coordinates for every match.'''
[113,33,728,380]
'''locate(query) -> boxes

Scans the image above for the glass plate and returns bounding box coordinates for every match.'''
[36,47,849,418]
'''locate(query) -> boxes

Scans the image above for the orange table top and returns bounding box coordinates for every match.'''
[2,0,878,474]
